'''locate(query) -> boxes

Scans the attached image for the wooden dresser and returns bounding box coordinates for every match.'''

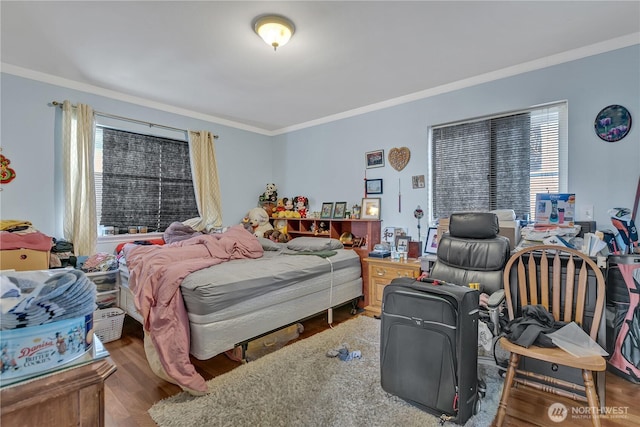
[1,356,116,426]
[363,257,422,316]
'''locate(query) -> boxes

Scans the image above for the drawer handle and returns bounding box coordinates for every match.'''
[20,254,27,260]
[396,271,414,277]
[375,268,386,276]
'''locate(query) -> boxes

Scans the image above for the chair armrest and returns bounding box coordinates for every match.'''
[487,289,505,309]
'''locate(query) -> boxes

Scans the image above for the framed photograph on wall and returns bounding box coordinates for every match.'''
[320,202,334,219]
[424,227,438,254]
[333,202,347,218]
[411,175,425,189]
[365,179,383,195]
[365,150,385,168]
[361,197,381,219]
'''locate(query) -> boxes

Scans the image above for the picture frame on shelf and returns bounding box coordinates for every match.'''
[365,150,385,168]
[361,197,381,219]
[333,202,347,219]
[365,178,383,195]
[396,236,410,252]
[320,202,334,219]
[382,227,396,244]
[424,227,438,254]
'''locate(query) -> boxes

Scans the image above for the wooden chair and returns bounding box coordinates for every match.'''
[494,245,607,427]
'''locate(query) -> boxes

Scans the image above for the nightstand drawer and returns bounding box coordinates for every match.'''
[364,258,421,316]
[370,264,420,280]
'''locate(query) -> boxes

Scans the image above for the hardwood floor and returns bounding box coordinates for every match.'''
[103,305,639,426]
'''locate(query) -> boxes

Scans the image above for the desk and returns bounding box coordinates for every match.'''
[1,338,116,426]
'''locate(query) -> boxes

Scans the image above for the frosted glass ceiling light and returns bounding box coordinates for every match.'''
[253,15,295,51]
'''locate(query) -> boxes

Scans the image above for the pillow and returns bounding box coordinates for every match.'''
[286,237,343,251]
[257,237,282,251]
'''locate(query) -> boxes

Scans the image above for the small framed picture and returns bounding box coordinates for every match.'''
[382,227,397,244]
[333,202,347,219]
[365,149,385,169]
[320,202,334,219]
[412,175,425,189]
[425,227,438,254]
[396,236,410,252]
[365,178,383,195]
[361,197,381,219]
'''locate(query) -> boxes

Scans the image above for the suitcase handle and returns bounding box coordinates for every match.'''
[419,276,447,286]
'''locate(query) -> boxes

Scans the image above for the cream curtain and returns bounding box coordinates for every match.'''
[185,130,223,231]
[62,101,97,255]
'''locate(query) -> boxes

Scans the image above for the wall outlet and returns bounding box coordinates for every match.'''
[582,205,594,220]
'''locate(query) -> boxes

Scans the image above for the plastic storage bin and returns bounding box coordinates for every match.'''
[94,307,125,343]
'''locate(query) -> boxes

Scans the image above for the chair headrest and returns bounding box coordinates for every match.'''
[448,212,499,239]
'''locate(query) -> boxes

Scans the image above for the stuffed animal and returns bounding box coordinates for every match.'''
[273,218,288,234]
[241,216,253,234]
[246,207,273,238]
[259,183,278,203]
[264,229,290,243]
[294,196,308,218]
[273,198,286,217]
[283,197,294,212]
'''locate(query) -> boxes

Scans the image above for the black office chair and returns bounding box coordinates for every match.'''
[430,212,512,366]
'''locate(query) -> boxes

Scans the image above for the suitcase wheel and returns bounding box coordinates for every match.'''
[474,397,482,415]
[477,378,487,398]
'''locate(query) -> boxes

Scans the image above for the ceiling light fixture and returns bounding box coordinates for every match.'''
[253,15,295,51]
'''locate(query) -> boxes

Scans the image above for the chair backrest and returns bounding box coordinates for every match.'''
[503,245,606,340]
[430,212,511,294]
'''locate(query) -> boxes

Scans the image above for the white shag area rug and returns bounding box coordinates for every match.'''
[149,315,502,427]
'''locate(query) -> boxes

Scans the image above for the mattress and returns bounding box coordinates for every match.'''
[181,248,360,316]
[119,246,363,359]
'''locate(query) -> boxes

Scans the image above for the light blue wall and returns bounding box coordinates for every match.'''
[2,45,639,245]
[0,73,273,237]
[274,45,640,242]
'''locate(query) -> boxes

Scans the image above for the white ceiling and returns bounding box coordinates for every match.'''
[2,1,639,135]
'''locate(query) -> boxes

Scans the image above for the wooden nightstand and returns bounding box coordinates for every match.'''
[363,257,421,316]
[1,353,116,426]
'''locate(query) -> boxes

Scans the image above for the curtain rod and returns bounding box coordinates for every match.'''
[50,101,219,139]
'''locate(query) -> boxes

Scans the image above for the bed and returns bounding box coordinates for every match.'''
[118,226,363,394]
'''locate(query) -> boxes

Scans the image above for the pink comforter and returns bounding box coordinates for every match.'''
[125,225,263,393]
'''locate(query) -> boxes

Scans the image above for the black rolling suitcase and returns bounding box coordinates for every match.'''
[380,276,480,424]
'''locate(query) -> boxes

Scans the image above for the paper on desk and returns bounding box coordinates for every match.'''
[521,225,581,242]
[547,322,608,358]
[583,233,607,257]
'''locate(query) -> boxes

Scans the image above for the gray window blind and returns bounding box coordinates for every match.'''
[98,127,199,232]
[432,104,563,220]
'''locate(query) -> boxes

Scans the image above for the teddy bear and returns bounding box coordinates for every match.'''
[259,183,278,203]
[264,229,290,243]
[246,207,274,238]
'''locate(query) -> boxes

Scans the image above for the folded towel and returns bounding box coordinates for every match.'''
[1,270,96,329]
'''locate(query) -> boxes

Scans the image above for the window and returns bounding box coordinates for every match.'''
[430,102,567,221]
[94,127,199,233]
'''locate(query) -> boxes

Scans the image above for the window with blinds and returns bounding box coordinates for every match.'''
[94,127,199,232]
[430,102,567,220]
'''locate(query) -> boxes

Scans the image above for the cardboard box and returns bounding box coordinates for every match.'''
[497,221,521,250]
[0,249,50,271]
[0,314,93,382]
[535,193,576,227]
[437,217,521,250]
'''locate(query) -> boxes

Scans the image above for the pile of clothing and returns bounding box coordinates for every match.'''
[0,270,96,330]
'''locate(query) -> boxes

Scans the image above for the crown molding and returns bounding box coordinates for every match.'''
[3,33,638,137]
